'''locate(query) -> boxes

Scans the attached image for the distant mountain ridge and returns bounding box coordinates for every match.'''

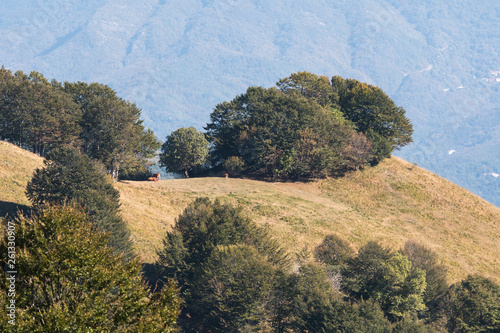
[0,0,498,205]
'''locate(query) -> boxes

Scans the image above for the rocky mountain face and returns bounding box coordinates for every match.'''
[0,0,498,205]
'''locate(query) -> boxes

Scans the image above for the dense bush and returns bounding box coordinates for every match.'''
[0,207,180,332]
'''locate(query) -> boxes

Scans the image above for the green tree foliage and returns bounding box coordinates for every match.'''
[0,68,81,155]
[206,72,411,178]
[342,241,427,321]
[156,197,289,331]
[223,156,246,177]
[402,241,449,312]
[64,81,161,180]
[25,147,133,257]
[205,85,357,178]
[159,126,209,178]
[331,75,413,163]
[190,244,276,332]
[271,263,393,333]
[0,68,160,180]
[276,71,338,108]
[442,275,500,332]
[393,315,437,333]
[314,234,356,266]
[0,206,180,332]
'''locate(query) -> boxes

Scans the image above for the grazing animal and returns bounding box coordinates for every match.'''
[147,173,160,181]
[222,171,229,178]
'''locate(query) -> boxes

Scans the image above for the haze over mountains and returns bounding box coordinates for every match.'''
[0,0,498,205]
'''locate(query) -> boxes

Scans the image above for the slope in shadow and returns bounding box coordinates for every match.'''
[0,201,33,219]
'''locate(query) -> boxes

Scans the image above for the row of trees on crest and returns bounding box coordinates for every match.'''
[161,72,414,179]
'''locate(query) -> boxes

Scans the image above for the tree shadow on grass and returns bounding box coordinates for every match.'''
[0,201,33,219]
[141,262,166,292]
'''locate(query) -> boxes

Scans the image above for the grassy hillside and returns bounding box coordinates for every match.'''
[118,158,500,284]
[0,141,44,216]
[1,141,499,284]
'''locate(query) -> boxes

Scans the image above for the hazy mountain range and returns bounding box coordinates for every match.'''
[0,0,498,206]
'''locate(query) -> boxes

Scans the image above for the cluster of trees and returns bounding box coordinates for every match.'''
[154,198,500,332]
[161,72,413,179]
[0,67,161,180]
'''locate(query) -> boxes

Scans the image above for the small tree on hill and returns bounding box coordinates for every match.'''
[159,126,209,178]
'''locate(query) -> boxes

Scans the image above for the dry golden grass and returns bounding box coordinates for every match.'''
[0,141,44,213]
[118,157,500,283]
[1,141,498,283]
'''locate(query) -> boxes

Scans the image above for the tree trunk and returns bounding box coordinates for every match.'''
[112,163,120,182]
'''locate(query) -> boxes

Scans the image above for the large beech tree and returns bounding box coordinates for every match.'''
[331,75,414,163]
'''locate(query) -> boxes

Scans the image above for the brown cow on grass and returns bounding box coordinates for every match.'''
[148,173,161,182]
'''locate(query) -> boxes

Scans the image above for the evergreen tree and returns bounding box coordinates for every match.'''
[25,147,133,257]
[0,206,180,332]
